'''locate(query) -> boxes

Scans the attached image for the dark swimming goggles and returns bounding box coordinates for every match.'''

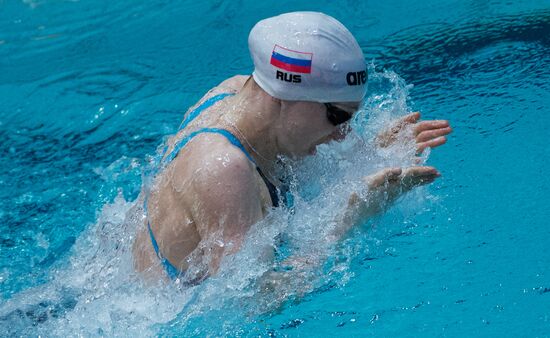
[325,103,354,126]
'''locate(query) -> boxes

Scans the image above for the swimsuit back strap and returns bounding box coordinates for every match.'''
[178,93,235,132]
[143,197,180,279]
[147,220,180,279]
[162,127,256,167]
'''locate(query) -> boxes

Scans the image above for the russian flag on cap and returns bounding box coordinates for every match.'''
[270,45,312,74]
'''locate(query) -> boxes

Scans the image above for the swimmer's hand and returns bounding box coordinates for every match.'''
[363,166,439,207]
[338,166,440,235]
[376,112,452,154]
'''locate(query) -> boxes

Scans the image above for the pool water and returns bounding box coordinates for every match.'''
[1,0,549,336]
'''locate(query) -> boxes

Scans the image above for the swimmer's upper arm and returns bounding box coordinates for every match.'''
[189,146,264,273]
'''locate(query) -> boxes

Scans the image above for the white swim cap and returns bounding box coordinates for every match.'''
[248,12,367,103]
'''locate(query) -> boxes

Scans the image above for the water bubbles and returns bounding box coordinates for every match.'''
[91,106,106,121]
[370,314,379,323]
[35,233,49,250]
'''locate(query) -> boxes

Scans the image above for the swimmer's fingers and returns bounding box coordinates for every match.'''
[400,166,440,191]
[416,126,453,143]
[414,120,450,136]
[400,111,421,125]
[388,112,421,135]
[377,113,419,147]
[416,136,448,154]
[356,166,438,218]
[401,166,440,179]
[363,167,402,188]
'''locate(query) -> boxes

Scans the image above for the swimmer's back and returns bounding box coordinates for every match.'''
[133,74,271,279]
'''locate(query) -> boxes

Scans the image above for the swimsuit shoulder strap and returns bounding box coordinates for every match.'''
[161,127,254,166]
[178,93,235,132]
[150,92,235,175]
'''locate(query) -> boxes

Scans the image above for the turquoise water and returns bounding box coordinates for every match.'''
[1,0,550,336]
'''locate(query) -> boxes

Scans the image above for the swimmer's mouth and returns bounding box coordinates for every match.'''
[311,127,347,154]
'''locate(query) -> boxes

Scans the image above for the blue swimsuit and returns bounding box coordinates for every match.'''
[146,93,281,280]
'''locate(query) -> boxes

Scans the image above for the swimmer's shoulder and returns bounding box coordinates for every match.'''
[170,132,258,197]
[212,75,249,94]
[168,133,263,221]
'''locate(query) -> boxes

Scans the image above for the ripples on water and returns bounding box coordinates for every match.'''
[1,1,549,336]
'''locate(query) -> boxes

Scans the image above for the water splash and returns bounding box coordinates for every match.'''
[0,66,431,336]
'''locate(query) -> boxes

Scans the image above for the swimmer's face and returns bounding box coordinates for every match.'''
[278,100,359,157]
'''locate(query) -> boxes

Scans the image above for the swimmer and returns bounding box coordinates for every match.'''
[132,12,452,283]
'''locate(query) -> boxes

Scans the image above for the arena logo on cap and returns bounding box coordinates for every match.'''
[346,70,367,86]
[270,45,313,74]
